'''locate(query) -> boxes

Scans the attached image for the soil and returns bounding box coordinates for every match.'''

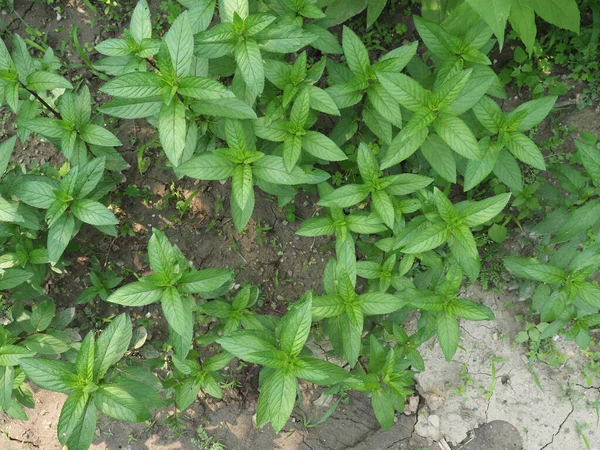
[1,1,600,450]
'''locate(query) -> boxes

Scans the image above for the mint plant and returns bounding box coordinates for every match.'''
[107,229,233,357]
[0,0,588,444]
[21,314,163,450]
[218,293,348,432]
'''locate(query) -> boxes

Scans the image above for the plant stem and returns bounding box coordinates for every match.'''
[23,85,62,119]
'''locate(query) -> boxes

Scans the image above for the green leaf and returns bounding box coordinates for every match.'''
[177,269,234,294]
[372,390,395,430]
[339,314,362,367]
[217,331,285,367]
[508,96,557,132]
[296,217,335,237]
[30,299,55,331]
[312,295,345,319]
[437,312,460,361]
[253,155,328,185]
[178,152,236,180]
[79,123,122,147]
[532,0,579,33]
[304,24,342,54]
[94,314,133,379]
[576,139,600,187]
[48,213,75,265]
[71,199,118,226]
[434,113,481,160]
[552,201,600,244]
[290,88,310,128]
[159,98,187,167]
[318,184,371,208]
[302,130,348,161]
[292,357,348,385]
[130,0,152,43]
[20,359,78,393]
[435,69,472,110]
[0,136,16,177]
[540,289,568,322]
[148,228,176,276]
[460,193,511,227]
[381,128,428,170]
[99,96,163,118]
[419,134,457,183]
[504,132,545,170]
[367,83,402,128]
[57,392,95,450]
[307,86,340,115]
[13,177,58,209]
[256,367,297,433]
[473,96,505,133]
[178,76,230,100]
[231,164,254,210]
[22,333,70,355]
[448,225,480,282]
[466,0,510,47]
[283,134,302,171]
[414,16,456,57]
[100,72,165,98]
[0,367,14,411]
[507,2,535,52]
[175,377,202,410]
[450,298,495,321]
[504,257,567,283]
[493,149,523,191]
[94,384,151,422]
[372,189,395,229]
[165,12,194,78]
[359,292,406,315]
[464,139,500,191]
[75,332,95,381]
[220,0,249,22]
[377,72,429,112]
[342,26,370,78]
[107,280,164,306]
[577,283,600,309]
[95,39,132,56]
[397,289,444,311]
[235,39,264,95]
[163,288,193,352]
[26,71,73,90]
[0,268,32,290]
[402,222,450,254]
[279,293,312,357]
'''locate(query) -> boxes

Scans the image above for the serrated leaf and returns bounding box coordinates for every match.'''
[71,199,118,226]
[159,98,187,167]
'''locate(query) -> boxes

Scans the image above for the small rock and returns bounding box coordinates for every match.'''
[414,412,441,440]
[492,332,499,341]
[403,394,419,415]
[422,391,445,411]
[429,414,440,428]
[313,393,334,408]
[276,295,284,301]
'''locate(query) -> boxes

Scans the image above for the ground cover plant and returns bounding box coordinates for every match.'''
[0,0,598,449]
